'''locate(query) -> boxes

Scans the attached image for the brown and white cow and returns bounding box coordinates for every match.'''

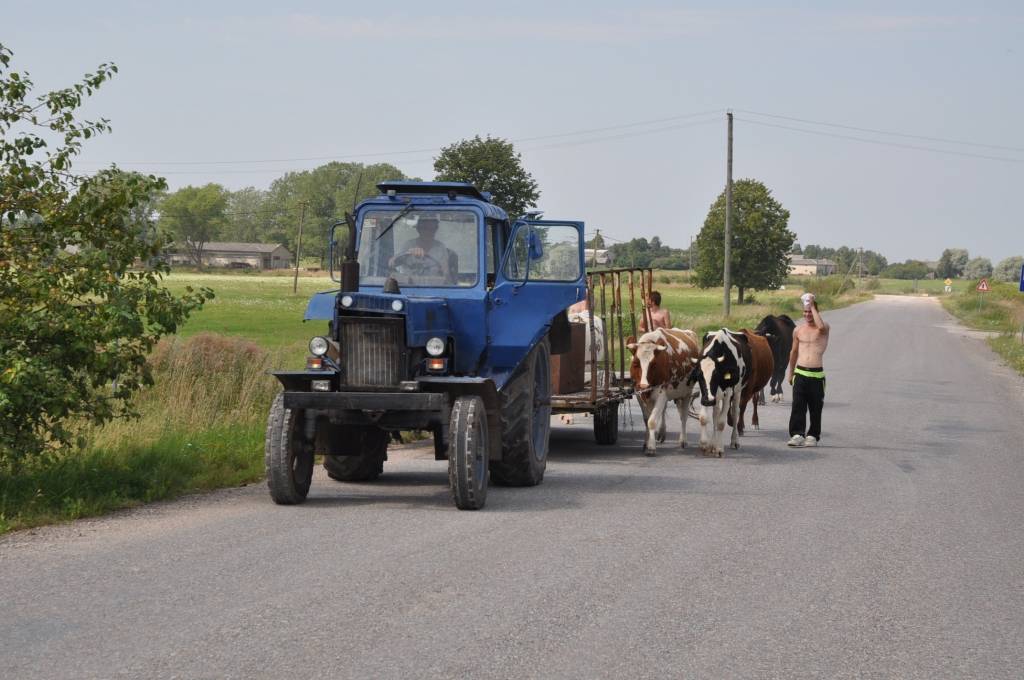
[690,329,748,456]
[737,329,774,435]
[627,328,700,456]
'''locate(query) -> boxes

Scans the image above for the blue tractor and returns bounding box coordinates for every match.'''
[266,182,586,509]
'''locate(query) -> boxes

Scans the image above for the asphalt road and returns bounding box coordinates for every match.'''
[2,295,1023,679]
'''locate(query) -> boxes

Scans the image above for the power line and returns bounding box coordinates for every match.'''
[124,117,723,176]
[81,108,725,167]
[738,117,1024,164]
[735,108,1024,154]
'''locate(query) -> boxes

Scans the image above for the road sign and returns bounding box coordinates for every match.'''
[1019,264,1023,293]
[976,278,990,292]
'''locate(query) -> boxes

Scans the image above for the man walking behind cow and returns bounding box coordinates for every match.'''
[638,290,672,332]
[787,293,829,447]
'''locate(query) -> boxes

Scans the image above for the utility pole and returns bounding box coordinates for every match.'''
[689,235,695,271]
[292,201,307,294]
[723,111,734,317]
[858,246,864,280]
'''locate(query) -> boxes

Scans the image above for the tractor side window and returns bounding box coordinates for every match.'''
[503,224,581,282]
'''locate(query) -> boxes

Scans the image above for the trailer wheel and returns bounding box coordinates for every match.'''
[265,393,313,504]
[448,396,489,510]
[594,402,619,445]
[491,337,551,486]
[323,427,388,482]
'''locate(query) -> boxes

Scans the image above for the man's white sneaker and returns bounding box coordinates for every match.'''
[804,436,818,447]
[787,434,805,447]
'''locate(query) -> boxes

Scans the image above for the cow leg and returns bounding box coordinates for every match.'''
[644,388,668,456]
[730,391,742,450]
[738,399,746,437]
[675,390,693,449]
[698,405,711,453]
[753,397,760,430]
[709,398,726,457]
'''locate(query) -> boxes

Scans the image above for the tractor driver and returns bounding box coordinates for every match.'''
[389,217,456,283]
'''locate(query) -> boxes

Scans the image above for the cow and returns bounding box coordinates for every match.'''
[626,328,701,456]
[754,314,795,402]
[736,329,774,435]
[690,329,749,456]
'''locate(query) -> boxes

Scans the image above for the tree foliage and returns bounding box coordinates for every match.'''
[963,257,993,280]
[882,260,932,280]
[0,44,212,464]
[158,183,228,266]
[936,248,969,278]
[694,179,795,302]
[433,135,539,218]
[607,236,687,269]
[994,256,1024,283]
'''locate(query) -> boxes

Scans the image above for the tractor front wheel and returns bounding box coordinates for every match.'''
[265,393,314,504]
[448,396,489,510]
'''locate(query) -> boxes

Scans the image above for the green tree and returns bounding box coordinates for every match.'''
[694,179,795,302]
[963,257,993,280]
[936,248,969,278]
[264,161,408,266]
[882,260,931,280]
[223,186,270,243]
[0,44,212,464]
[158,184,228,266]
[994,255,1024,283]
[433,135,539,218]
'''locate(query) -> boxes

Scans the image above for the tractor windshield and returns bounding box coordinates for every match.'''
[357,209,479,288]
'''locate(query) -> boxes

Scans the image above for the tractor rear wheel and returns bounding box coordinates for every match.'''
[322,426,388,482]
[594,402,619,445]
[448,395,489,510]
[265,393,314,504]
[491,337,551,486]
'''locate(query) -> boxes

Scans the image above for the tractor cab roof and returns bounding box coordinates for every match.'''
[365,181,509,221]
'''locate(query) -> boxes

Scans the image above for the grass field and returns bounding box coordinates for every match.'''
[0,270,872,534]
[940,279,1024,375]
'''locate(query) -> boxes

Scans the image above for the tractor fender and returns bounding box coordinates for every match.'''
[416,377,502,461]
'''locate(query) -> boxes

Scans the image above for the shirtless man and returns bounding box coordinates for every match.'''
[786,294,830,447]
[638,290,672,332]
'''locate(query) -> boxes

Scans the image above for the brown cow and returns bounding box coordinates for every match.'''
[626,328,701,455]
[737,329,774,435]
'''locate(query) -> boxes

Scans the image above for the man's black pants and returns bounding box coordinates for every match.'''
[789,368,825,439]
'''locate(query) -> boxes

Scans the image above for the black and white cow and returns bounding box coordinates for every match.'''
[690,329,750,456]
[754,314,795,402]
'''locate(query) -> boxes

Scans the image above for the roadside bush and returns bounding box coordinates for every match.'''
[863,278,881,291]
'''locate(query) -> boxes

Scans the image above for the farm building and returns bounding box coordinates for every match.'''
[170,242,293,269]
[788,256,837,276]
[584,248,613,266]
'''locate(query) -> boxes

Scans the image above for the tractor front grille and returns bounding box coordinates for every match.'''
[340,317,407,387]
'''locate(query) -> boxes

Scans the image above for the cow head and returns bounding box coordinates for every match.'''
[627,336,669,390]
[690,330,742,406]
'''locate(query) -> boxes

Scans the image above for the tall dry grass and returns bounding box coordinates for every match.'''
[1,333,282,534]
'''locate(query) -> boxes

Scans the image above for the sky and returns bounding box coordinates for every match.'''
[5,1,1023,263]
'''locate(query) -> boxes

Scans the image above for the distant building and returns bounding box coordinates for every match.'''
[584,248,613,266]
[170,242,293,269]
[788,255,837,276]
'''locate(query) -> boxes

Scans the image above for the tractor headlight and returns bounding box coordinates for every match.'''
[340,294,354,308]
[426,337,445,357]
[391,299,404,312]
[309,336,329,357]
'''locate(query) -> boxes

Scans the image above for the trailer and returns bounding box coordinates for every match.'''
[549,267,655,445]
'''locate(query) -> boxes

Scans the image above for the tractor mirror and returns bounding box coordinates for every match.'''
[527,229,544,260]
